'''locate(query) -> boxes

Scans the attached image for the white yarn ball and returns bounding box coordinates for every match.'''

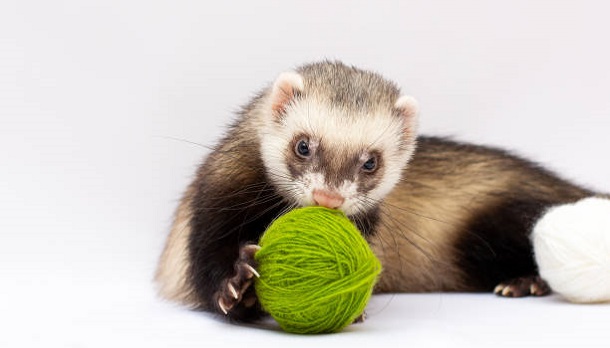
[532,197,610,303]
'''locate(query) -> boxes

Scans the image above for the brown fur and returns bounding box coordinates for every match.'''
[296,61,400,113]
[371,137,592,293]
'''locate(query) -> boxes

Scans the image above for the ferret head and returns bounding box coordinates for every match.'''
[257,61,418,216]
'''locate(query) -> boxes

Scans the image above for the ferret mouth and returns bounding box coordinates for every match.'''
[303,199,360,217]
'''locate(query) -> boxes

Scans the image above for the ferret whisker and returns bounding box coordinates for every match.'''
[266,172,298,183]
[366,118,398,151]
[360,196,446,260]
[238,199,290,229]
[371,205,453,290]
[205,198,288,244]
[360,195,496,263]
[157,135,267,166]
[351,200,411,282]
[367,196,450,225]
[155,135,215,151]
[198,189,278,208]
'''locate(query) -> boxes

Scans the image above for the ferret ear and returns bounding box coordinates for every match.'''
[270,71,304,116]
[394,95,419,138]
[394,95,419,118]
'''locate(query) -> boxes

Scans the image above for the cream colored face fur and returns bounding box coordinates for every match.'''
[257,71,418,216]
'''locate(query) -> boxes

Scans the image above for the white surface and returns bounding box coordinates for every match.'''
[1,1,609,347]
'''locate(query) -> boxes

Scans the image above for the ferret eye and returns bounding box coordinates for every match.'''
[295,139,311,158]
[362,156,377,172]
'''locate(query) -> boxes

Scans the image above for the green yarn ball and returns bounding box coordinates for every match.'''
[254,206,382,334]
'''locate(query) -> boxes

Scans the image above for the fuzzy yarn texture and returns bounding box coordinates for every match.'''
[254,206,382,334]
[532,196,610,303]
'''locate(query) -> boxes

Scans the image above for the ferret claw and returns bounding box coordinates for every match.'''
[214,243,261,316]
[353,312,367,324]
[228,282,239,299]
[494,275,551,298]
[244,264,260,278]
[218,298,229,315]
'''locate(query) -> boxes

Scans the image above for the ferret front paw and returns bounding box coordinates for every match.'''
[352,312,367,324]
[494,275,551,297]
[215,243,261,315]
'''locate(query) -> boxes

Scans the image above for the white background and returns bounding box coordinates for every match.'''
[1,1,609,347]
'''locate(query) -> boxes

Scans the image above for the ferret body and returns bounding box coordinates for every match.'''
[155,61,596,322]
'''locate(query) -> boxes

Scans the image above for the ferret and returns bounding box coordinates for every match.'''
[155,60,599,322]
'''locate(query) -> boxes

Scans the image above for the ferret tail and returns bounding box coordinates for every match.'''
[154,189,199,308]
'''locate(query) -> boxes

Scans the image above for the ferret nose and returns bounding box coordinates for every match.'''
[312,189,345,209]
